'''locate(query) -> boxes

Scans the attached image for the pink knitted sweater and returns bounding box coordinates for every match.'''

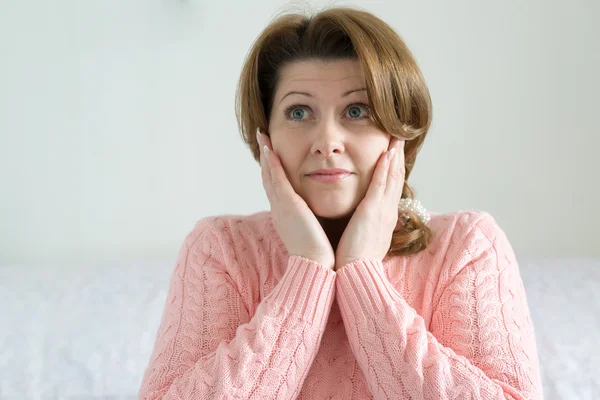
[138,210,543,399]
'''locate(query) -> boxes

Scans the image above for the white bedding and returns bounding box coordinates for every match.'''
[1,257,599,399]
[0,260,173,400]
[518,257,600,399]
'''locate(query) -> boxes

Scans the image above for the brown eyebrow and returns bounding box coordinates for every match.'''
[278,87,367,105]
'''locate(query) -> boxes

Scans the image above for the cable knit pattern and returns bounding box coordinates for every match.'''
[138,210,543,399]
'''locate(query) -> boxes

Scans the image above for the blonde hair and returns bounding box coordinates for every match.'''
[235,6,433,256]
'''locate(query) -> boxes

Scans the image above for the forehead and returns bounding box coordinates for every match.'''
[275,59,366,98]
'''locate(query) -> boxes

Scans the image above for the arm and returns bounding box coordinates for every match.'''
[334,215,543,399]
[138,219,336,399]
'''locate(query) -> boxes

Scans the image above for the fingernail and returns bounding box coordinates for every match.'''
[387,148,396,161]
[256,128,261,144]
[263,145,269,156]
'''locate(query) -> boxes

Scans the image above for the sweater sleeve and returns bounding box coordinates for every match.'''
[334,215,543,399]
[137,219,336,399]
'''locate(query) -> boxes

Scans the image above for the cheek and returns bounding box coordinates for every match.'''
[271,130,308,163]
[272,142,305,182]
[354,147,386,178]
[353,132,390,161]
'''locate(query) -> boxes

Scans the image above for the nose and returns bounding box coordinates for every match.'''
[310,121,345,158]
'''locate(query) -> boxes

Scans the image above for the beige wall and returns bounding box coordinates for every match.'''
[1,0,598,263]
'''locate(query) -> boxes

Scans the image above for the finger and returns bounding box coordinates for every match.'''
[260,130,276,157]
[364,145,394,202]
[258,129,296,201]
[267,143,296,198]
[384,138,405,200]
[258,129,274,202]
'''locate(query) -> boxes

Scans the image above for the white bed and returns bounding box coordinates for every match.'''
[517,257,600,399]
[1,257,599,399]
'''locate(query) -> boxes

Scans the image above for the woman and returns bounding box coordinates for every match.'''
[138,6,543,399]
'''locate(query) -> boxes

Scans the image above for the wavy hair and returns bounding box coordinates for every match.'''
[235,6,433,256]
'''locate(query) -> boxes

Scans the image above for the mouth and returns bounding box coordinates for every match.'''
[307,172,352,183]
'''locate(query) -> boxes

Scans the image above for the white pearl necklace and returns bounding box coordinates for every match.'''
[398,198,431,224]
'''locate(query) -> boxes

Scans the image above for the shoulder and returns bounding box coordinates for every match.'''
[180,210,276,271]
[185,211,272,245]
[428,209,505,246]
[426,209,515,279]
[428,209,497,236]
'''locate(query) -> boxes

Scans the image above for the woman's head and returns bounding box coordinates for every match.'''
[236,6,433,255]
[268,59,393,219]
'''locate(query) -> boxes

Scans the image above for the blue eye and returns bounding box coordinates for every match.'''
[283,102,371,121]
[289,107,308,120]
[347,103,370,119]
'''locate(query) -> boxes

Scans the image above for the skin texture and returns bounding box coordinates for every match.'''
[264,59,406,270]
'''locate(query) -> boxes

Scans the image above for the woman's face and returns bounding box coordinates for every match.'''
[268,59,394,219]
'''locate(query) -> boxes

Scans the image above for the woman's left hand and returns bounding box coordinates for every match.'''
[334,137,405,272]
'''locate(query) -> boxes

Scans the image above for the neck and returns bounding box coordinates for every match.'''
[316,213,352,252]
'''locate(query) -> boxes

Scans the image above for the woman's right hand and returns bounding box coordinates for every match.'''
[257,129,335,270]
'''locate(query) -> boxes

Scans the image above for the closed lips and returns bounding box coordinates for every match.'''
[308,169,351,175]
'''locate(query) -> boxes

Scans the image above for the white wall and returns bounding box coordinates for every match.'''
[1,0,598,264]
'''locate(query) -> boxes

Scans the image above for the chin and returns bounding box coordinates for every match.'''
[297,182,361,219]
[306,198,355,219]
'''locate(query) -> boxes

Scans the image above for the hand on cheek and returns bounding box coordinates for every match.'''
[334,137,405,271]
